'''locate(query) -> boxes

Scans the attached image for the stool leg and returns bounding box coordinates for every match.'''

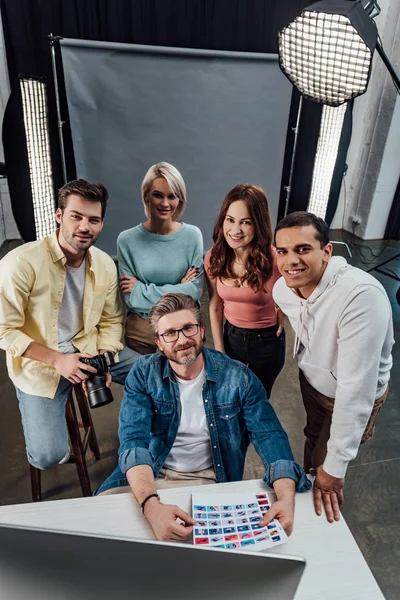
[73,385,101,460]
[30,465,41,502]
[66,398,92,497]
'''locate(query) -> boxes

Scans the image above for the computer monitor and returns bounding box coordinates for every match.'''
[0,523,305,599]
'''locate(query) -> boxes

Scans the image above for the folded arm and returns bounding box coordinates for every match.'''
[129,273,204,313]
[117,230,204,314]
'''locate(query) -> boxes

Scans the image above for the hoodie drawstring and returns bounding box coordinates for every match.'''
[294,300,306,358]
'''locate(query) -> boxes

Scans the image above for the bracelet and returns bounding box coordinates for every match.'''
[141,493,160,515]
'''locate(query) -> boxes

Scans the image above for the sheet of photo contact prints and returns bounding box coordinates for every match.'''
[192,491,287,551]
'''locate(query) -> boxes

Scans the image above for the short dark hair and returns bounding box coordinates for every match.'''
[58,179,108,219]
[274,211,330,247]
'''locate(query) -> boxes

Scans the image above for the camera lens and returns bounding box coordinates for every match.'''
[80,351,115,409]
[86,375,114,409]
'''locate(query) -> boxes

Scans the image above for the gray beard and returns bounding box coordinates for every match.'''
[171,352,198,366]
[169,348,199,365]
[166,340,203,366]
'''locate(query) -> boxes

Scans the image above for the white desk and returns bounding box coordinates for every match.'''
[0,479,384,600]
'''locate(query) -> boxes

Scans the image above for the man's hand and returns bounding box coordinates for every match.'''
[120,275,138,294]
[262,477,296,536]
[82,372,112,397]
[313,465,344,523]
[259,497,295,536]
[144,499,196,542]
[98,350,114,388]
[54,353,97,384]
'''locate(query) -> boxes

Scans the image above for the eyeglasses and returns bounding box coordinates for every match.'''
[158,323,201,343]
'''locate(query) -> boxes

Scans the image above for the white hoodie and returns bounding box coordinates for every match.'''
[273,256,394,478]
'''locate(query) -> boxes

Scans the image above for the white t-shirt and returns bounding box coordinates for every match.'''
[58,259,85,354]
[164,367,213,472]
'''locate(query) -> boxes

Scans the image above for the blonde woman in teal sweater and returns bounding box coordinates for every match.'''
[117,162,204,354]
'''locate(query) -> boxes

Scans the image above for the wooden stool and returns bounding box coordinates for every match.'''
[29,384,101,502]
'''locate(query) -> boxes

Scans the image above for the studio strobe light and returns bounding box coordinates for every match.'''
[20,77,55,239]
[308,103,347,218]
[278,1,378,106]
[278,0,399,226]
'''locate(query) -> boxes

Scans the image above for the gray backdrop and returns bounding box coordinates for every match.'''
[60,39,292,257]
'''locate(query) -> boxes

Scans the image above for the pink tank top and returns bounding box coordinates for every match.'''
[204,248,280,329]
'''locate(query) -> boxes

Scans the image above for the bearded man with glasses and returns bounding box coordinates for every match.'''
[95,293,310,541]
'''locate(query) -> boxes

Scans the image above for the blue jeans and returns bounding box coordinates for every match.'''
[15,346,140,470]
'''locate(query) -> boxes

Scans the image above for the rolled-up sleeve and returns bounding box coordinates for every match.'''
[119,447,154,474]
[118,359,155,475]
[263,459,312,492]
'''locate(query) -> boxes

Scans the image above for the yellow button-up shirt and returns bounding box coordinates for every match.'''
[0,231,124,398]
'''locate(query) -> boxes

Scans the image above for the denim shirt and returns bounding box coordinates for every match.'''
[106,348,310,494]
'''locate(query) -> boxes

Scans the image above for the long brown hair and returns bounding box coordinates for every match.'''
[208,184,274,292]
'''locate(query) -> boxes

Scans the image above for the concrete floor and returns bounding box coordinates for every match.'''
[0,233,399,599]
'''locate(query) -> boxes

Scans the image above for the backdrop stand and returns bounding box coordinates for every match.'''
[283,96,303,217]
[49,34,67,184]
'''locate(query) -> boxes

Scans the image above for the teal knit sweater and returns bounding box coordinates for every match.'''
[117,223,204,318]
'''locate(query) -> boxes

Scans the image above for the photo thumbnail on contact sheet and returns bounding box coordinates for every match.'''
[192,491,287,551]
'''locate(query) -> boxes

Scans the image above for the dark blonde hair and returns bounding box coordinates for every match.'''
[149,293,204,336]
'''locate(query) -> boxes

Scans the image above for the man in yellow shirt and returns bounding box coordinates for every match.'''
[0,179,139,470]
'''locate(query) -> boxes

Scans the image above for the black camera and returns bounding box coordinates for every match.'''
[80,351,115,409]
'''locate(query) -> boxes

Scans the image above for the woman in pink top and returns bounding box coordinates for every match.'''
[204,184,284,397]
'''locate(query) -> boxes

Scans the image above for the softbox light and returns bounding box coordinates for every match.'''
[278,0,378,106]
[20,77,55,239]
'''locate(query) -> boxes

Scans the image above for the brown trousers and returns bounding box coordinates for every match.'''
[125,312,157,355]
[299,370,388,473]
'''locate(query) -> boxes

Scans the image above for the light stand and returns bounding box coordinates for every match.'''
[49,34,67,184]
[283,96,303,216]
[278,0,400,276]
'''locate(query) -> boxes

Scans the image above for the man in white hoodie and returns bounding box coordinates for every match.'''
[273,212,394,523]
